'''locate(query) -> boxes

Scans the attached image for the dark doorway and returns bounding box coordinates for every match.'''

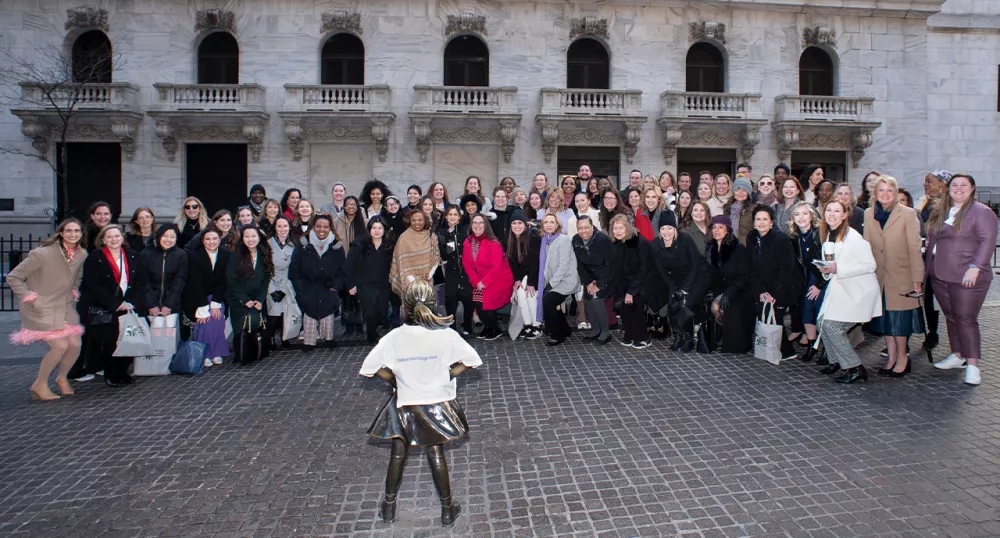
[56,142,121,221]
[557,146,621,188]
[72,30,112,83]
[567,38,610,89]
[443,35,489,87]
[321,33,365,85]
[198,32,239,84]
[799,47,835,96]
[685,42,725,93]
[676,148,737,184]
[790,150,846,183]
[186,144,248,214]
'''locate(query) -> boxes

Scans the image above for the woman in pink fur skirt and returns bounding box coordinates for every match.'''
[7,218,89,401]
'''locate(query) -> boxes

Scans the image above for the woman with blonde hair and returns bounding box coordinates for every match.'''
[8,219,88,400]
[290,199,317,243]
[864,175,925,378]
[175,196,209,249]
[707,174,732,217]
[608,214,667,349]
[787,202,826,360]
[537,187,575,234]
[537,213,580,346]
[257,198,281,239]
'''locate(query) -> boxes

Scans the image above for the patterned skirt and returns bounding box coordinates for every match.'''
[368,393,469,447]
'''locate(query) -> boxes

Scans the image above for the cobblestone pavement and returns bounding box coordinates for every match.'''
[1,306,1000,538]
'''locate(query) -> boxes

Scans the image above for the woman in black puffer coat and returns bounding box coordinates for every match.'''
[707,216,754,354]
[346,217,397,344]
[289,214,347,351]
[608,214,668,349]
[437,206,475,336]
[140,224,188,318]
[652,223,712,352]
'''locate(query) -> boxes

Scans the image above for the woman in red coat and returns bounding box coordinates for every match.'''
[462,213,514,340]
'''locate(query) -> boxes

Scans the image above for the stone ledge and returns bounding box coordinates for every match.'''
[927,13,1000,31]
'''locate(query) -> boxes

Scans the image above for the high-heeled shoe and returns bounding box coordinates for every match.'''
[887,357,911,378]
[819,364,841,375]
[834,365,868,384]
[30,387,60,401]
[55,379,74,396]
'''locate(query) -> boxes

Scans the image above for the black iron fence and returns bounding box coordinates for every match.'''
[1,235,43,311]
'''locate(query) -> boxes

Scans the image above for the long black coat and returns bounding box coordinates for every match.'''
[79,247,148,343]
[177,218,201,250]
[289,241,347,320]
[746,228,804,308]
[651,231,711,301]
[490,205,522,248]
[610,236,668,311]
[140,245,188,313]
[438,225,473,297]
[183,248,229,320]
[346,238,394,323]
[226,249,269,332]
[707,238,754,353]
[572,231,613,299]
[507,231,541,289]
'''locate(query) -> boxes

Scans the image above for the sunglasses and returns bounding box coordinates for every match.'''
[759,181,774,186]
[184,204,199,210]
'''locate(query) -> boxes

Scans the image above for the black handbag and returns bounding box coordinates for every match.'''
[269,290,286,303]
[341,295,364,326]
[88,306,114,325]
[696,318,716,353]
[237,313,266,364]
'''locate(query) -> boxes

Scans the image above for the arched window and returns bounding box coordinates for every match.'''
[799,47,834,96]
[198,32,239,84]
[567,38,610,89]
[685,42,724,93]
[321,33,365,85]
[72,31,112,83]
[443,35,489,87]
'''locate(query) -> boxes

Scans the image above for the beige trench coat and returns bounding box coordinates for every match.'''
[863,204,924,312]
[6,243,87,331]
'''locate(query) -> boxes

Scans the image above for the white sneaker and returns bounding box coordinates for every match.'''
[71,374,95,382]
[203,358,213,368]
[212,357,224,365]
[933,353,967,370]
[964,365,981,386]
[95,370,104,376]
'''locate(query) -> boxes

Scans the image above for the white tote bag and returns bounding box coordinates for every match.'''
[282,298,303,341]
[134,315,179,376]
[753,303,784,365]
[113,310,156,357]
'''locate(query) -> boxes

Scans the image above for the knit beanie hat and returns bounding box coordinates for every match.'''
[733,178,753,195]
[710,215,732,232]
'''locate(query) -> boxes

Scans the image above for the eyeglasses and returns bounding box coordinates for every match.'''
[184,204,199,210]
[759,181,774,186]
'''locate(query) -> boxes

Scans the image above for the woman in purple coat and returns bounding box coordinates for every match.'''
[925,173,998,386]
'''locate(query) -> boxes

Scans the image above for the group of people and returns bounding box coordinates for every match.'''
[7,163,996,400]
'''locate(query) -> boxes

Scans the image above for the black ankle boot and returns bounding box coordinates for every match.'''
[440,497,462,527]
[380,494,396,523]
[800,340,817,362]
[834,365,868,384]
[819,363,841,375]
[669,329,683,351]
[680,332,695,353]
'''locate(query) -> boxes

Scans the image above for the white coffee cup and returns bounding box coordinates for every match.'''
[822,242,835,262]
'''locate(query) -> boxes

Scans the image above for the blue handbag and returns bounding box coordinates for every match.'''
[170,325,207,375]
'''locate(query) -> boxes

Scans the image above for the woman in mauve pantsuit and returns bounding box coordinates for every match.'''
[925,173,998,386]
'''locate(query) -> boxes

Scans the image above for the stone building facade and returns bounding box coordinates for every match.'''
[0,0,996,234]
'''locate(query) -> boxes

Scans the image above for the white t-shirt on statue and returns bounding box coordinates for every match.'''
[359,325,483,407]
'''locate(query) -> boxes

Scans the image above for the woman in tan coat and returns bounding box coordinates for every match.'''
[7,219,89,401]
[864,175,925,378]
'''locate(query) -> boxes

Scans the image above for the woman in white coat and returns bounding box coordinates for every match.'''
[539,214,581,347]
[265,217,298,349]
[815,200,882,384]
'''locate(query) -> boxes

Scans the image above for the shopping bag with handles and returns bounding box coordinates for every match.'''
[753,303,784,365]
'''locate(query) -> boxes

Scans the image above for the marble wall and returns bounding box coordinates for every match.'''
[0,0,986,235]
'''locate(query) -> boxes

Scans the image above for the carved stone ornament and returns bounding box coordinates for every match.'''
[446,13,487,37]
[659,122,683,165]
[803,26,836,48]
[570,17,609,41]
[499,120,517,164]
[775,126,800,165]
[154,118,266,162]
[740,125,762,164]
[195,9,236,34]
[689,21,726,44]
[412,118,433,162]
[851,130,874,168]
[282,115,395,162]
[539,120,559,163]
[321,10,362,35]
[538,119,641,163]
[65,6,109,31]
[20,117,52,157]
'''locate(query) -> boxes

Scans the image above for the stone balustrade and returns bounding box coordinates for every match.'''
[282,84,391,113]
[411,85,518,114]
[18,82,140,111]
[151,83,266,112]
[659,91,763,120]
[775,95,876,122]
[539,88,642,116]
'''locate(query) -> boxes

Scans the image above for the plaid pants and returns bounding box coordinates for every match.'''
[821,320,862,369]
[302,314,335,346]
